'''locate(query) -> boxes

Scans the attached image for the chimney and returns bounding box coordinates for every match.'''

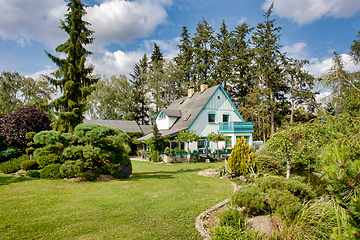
[188,86,195,98]
[200,83,208,93]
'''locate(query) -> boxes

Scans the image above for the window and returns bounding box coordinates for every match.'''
[223,114,229,122]
[198,139,206,149]
[159,112,166,119]
[225,136,232,149]
[208,113,216,123]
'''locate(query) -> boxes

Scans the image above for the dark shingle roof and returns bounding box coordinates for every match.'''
[83,119,142,133]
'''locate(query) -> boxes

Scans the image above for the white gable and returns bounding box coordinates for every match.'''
[205,87,234,110]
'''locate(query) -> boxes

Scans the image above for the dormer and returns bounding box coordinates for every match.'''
[155,109,181,130]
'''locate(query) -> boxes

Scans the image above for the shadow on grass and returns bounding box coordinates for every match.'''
[0,175,34,186]
[131,168,204,181]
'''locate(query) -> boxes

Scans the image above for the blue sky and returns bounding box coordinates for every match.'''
[1,0,360,97]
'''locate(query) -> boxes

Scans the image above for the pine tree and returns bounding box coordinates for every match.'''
[45,0,98,133]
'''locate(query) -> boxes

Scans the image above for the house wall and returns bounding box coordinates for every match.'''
[157,116,177,130]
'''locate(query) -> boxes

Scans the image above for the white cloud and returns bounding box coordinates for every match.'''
[263,0,360,25]
[0,0,67,46]
[85,0,172,46]
[25,65,55,80]
[282,42,308,60]
[305,53,360,77]
[315,91,331,103]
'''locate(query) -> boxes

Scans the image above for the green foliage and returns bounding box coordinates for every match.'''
[218,208,246,230]
[32,124,132,179]
[0,106,51,148]
[59,160,85,178]
[150,150,161,162]
[45,0,99,133]
[36,153,62,169]
[228,137,255,175]
[254,155,285,175]
[25,170,40,178]
[0,154,29,174]
[234,175,315,222]
[21,160,39,170]
[164,147,175,156]
[0,147,21,163]
[322,143,360,237]
[210,225,241,240]
[39,164,62,179]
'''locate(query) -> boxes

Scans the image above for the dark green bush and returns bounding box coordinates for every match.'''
[26,170,40,178]
[0,147,21,163]
[254,155,285,175]
[107,164,132,179]
[39,164,61,179]
[21,160,39,170]
[36,153,62,168]
[59,160,85,178]
[0,154,29,174]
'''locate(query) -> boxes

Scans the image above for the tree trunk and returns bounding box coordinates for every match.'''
[286,159,291,179]
[270,90,275,135]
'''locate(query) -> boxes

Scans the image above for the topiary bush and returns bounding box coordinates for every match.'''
[39,164,61,179]
[0,147,21,163]
[0,106,51,149]
[228,137,255,176]
[32,124,132,180]
[21,160,39,170]
[0,154,29,173]
[59,160,85,178]
[26,169,40,178]
[36,153,62,168]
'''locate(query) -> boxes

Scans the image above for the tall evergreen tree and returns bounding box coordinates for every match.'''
[175,26,194,84]
[252,3,288,136]
[45,0,98,133]
[149,43,165,117]
[350,30,360,64]
[130,54,150,125]
[192,18,216,88]
[213,20,233,87]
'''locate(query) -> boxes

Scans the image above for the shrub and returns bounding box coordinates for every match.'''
[164,147,175,156]
[254,155,285,175]
[218,209,246,230]
[26,170,40,178]
[0,147,21,163]
[40,164,61,179]
[210,225,241,240]
[107,164,132,179]
[21,160,39,170]
[0,106,50,148]
[77,172,99,181]
[0,154,29,173]
[228,137,255,176]
[36,153,62,168]
[151,150,161,162]
[59,160,85,178]
[233,175,316,222]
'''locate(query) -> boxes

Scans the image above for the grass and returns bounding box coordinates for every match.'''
[0,161,232,239]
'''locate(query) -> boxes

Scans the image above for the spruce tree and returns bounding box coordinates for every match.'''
[252,3,288,136]
[227,137,255,176]
[45,0,98,133]
[175,26,194,84]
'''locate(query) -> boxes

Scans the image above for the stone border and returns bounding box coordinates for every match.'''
[194,174,240,240]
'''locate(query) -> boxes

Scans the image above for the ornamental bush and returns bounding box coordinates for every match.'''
[21,160,39,170]
[0,154,29,173]
[32,124,132,179]
[0,106,51,148]
[39,164,61,179]
[227,137,255,176]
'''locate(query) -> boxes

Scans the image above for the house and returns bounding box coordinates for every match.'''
[139,83,254,152]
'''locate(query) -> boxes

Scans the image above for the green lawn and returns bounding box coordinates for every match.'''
[0,161,232,239]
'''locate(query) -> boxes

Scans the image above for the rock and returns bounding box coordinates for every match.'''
[247,215,279,237]
[97,174,115,181]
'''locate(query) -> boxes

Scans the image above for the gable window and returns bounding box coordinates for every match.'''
[208,113,216,123]
[159,112,166,120]
[223,114,229,122]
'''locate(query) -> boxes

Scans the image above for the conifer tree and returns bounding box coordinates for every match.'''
[252,3,288,136]
[175,26,194,84]
[130,54,150,125]
[149,43,165,116]
[227,137,255,176]
[45,0,98,133]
